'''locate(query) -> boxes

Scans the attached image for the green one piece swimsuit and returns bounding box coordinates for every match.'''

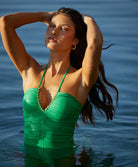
[22,65,82,160]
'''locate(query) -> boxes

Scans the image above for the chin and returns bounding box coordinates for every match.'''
[46,42,61,51]
[46,44,58,52]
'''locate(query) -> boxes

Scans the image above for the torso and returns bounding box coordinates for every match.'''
[22,59,89,108]
[22,59,91,160]
[22,62,83,155]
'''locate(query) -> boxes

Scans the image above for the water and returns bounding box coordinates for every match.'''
[0,0,138,166]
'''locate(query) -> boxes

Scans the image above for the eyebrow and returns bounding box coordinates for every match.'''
[50,21,71,28]
[61,24,71,27]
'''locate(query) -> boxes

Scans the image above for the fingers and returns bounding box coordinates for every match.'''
[43,11,57,25]
[82,14,103,48]
[82,14,94,24]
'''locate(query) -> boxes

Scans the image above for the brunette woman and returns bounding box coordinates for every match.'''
[0,7,118,166]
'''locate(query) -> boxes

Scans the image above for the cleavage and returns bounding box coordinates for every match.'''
[38,87,56,110]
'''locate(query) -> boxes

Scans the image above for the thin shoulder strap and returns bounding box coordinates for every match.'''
[38,65,47,89]
[57,64,71,92]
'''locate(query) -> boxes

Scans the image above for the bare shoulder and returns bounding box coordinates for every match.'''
[22,56,45,92]
[69,67,90,106]
[69,65,82,74]
[67,66,82,80]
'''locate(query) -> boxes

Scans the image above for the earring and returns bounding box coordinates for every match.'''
[72,45,76,51]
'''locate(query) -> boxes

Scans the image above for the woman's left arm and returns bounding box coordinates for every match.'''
[82,15,103,89]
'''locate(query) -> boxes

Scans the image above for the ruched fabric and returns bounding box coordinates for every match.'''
[22,65,82,160]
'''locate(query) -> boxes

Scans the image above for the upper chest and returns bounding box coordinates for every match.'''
[23,67,83,112]
[23,66,82,95]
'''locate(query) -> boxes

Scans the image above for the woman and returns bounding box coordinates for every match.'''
[0,7,118,166]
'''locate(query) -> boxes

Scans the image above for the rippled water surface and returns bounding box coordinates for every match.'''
[0,0,138,166]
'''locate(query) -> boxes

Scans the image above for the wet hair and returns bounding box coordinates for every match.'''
[56,7,119,124]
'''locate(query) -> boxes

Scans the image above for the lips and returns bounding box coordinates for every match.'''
[48,37,57,42]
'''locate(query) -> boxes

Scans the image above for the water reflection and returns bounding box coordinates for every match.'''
[14,146,115,167]
[86,148,115,167]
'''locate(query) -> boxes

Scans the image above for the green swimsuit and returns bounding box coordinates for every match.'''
[22,65,82,160]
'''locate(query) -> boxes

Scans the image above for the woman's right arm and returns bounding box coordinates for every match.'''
[0,12,55,76]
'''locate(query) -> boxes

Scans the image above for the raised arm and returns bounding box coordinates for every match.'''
[0,12,55,76]
[81,15,103,89]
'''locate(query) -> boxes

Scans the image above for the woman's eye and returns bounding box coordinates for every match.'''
[61,27,69,31]
[49,24,56,28]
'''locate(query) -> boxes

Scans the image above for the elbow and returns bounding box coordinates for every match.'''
[0,16,10,30]
[0,16,6,31]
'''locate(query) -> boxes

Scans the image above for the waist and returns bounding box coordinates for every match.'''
[24,134,74,148]
[24,117,75,148]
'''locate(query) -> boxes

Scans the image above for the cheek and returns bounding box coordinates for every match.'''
[45,28,49,38]
[45,29,49,45]
[45,27,51,38]
[60,32,75,44]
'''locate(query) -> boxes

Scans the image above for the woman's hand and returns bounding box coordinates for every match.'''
[42,11,57,25]
[82,14,103,48]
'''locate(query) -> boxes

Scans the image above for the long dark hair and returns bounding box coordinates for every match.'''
[56,7,119,124]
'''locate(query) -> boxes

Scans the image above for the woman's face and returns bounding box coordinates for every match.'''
[45,14,78,52]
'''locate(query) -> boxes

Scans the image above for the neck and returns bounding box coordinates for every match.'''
[47,50,71,77]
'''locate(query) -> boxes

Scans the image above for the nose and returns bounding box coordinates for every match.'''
[51,27,59,36]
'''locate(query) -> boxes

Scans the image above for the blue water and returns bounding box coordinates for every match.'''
[0,0,138,166]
